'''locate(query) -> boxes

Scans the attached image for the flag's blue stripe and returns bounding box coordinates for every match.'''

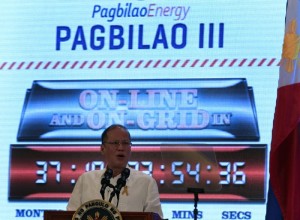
[265,182,283,220]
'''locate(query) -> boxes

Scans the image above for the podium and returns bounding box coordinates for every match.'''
[44,210,161,220]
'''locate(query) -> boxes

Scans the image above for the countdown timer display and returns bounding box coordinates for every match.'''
[9,144,266,202]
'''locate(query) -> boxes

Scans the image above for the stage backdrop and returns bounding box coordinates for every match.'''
[0,0,286,219]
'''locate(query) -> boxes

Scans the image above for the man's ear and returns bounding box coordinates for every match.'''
[100,144,105,154]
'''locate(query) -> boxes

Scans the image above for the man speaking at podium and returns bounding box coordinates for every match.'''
[67,124,163,218]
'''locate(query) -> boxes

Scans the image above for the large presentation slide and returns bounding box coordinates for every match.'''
[0,1,286,219]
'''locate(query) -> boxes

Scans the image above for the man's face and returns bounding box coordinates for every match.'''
[101,126,131,172]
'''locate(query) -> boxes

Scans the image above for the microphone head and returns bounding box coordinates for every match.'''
[122,168,130,178]
[117,168,130,186]
[101,168,113,184]
[105,168,113,179]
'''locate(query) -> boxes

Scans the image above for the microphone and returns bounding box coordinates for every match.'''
[115,168,130,197]
[100,168,113,200]
[109,168,130,204]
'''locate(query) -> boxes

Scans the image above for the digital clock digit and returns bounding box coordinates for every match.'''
[128,161,153,176]
[219,162,246,185]
[35,161,61,184]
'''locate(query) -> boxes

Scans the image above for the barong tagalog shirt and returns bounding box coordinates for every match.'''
[67,167,163,218]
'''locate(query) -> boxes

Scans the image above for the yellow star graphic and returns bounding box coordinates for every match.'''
[282,19,300,73]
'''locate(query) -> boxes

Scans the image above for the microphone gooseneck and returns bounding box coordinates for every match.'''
[100,168,113,200]
[108,168,130,206]
[115,168,130,197]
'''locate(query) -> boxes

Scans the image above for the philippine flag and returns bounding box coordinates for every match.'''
[265,0,300,219]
